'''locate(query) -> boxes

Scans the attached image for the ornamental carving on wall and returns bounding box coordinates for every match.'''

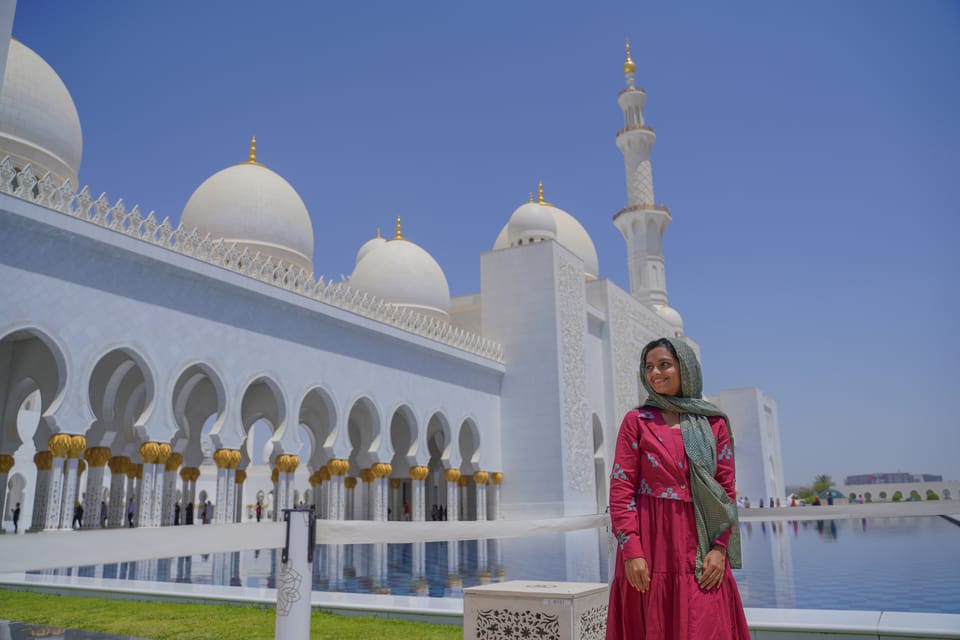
[476,609,560,640]
[611,289,668,421]
[579,604,608,640]
[558,254,591,493]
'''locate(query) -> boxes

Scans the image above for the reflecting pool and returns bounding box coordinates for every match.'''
[50,516,960,614]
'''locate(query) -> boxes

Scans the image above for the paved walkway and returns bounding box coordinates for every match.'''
[0,620,146,639]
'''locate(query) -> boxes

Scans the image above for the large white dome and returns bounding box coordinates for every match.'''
[350,220,450,319]
[494,188,599,279]
[507,200,557,246]
[0,39,82,187]
[180,146,314,274]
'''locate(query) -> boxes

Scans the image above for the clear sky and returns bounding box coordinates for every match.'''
[11,1,959,486]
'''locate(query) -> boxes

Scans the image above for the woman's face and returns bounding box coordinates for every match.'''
[644,346,682,397]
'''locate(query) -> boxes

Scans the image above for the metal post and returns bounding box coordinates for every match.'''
[275,507,315,639]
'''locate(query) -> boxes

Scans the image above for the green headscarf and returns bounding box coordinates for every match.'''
[639,336,742,578]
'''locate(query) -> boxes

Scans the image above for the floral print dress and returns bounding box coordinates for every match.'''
[605,408,749,640]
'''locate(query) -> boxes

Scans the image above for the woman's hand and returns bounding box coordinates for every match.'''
[624,557,650,593]
[698,546,726,590]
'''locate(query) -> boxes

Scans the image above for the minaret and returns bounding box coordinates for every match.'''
[613,40,671,306]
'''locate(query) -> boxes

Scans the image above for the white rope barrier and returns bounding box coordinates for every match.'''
[0,514,608,575]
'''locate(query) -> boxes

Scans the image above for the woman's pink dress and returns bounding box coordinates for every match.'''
[606,408,750,640]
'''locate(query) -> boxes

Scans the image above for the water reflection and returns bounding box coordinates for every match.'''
[37,517,960,614]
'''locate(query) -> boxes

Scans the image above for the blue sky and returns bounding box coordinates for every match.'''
[12,1,959,485]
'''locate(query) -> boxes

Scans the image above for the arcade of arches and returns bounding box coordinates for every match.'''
[0,328,503,532]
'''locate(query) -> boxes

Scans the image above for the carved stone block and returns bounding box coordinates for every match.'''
[464,580,608,640]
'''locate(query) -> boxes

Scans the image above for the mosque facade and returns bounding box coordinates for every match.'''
[0,24,785,536]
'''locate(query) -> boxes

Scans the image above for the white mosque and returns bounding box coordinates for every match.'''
[0,18,786,539]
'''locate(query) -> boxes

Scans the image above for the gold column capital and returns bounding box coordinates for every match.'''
[214,448,240,469]
[372,462,392,478]
[327,458,350,476]
[308,471,320,487]
[319,466,331,481]
[77,460,87,476]
[276,454,299,473]
[67,435,87,458]
[473,471,489,485]
[491,471,504,485]
[344,477,357,489]
[108,456,129,474]
[34,450,53,471]
[444,468,461,483]
[0,454,14,473]
[166,452,183,471]
[271,467,279,484]
[409,465,429,481]
[457,476,469,487]
[359,468,374,483]
[235,469,247,484]
[84,447,112,467]
[155,443,172,465]
[390,478,402,489]
[48,433,72,457]
[139,442,161,464]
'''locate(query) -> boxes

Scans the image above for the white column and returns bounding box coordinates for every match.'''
[44,452,67,530]
[489,472,502,520]
[275,509,313,639]
[213,449,240,524]
[410,466,427,522]
[82,455,108,529]
[29,453,52,532]
[234,470,246,523]
[344,478,356,520]
[474,471,488,522]
[444,469,460,522]
[161,453,181,526]
[136,461,156,528]
[108,457,128,528]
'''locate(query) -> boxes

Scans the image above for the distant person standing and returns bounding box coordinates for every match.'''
[127,498,136,527]
[185,501,194,525]
[174,502,181,525]
[100,500,108,528]
[12,502,20,533]
[255,501,263,522]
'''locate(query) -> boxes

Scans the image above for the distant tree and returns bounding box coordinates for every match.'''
[926,489,940,501]
[796,488,813,499]
[910,490,922,501]
[812,475,833,494]
[892,491,903,502]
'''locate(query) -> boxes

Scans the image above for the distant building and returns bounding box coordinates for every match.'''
[845,472,942,485]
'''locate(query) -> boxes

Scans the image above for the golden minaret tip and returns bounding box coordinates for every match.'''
[395,215,403,240]
[248,136,258,164]
[624,39,636,74]
[537,181,545,205]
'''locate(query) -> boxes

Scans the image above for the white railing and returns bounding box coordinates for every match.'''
[0,158,504,363]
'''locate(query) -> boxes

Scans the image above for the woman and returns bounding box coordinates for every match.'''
[606,337,749,640]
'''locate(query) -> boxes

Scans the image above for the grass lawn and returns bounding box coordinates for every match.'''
[0,589,462,640]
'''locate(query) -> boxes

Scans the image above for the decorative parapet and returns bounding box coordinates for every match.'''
[615,123,655,137]
[612,202,671,221]
[0,157,504,363]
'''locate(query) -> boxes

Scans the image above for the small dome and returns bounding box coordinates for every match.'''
[655,303,684,336]
[507,200,557,246]
[494,186,599,279]
[180,143,314,274]
[350,219,450,319]
[355,229,386,266]
[0,39,83,186]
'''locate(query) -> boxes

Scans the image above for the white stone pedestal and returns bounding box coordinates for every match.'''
[464,580,608,640]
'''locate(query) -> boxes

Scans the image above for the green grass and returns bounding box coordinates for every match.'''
[0,589,462,639]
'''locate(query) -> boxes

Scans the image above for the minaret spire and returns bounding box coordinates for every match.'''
[394,215,403,240]
[248,136,257,164]
[612,39,671,307]
[623,39,636,89]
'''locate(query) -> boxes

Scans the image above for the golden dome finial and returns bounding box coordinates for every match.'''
[529,192,534,203]
[248,136,257,163]
[537,181,545,204]
[624,39,636,74]
[395,215,403,240]
[376,227,382,239]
